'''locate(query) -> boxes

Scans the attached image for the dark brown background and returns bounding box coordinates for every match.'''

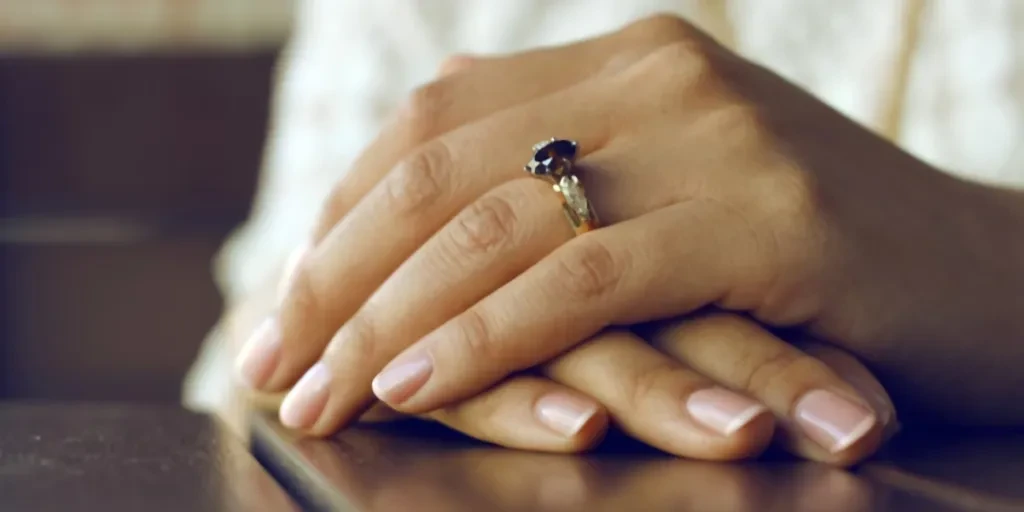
[0,53,275,400]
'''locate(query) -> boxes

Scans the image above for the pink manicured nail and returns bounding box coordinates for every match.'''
[279,362,332,429]
[371,353,434,405]
[535,393,600,437]
[795,389,877,453]
[234,317,282,389]
[686,387,769,436]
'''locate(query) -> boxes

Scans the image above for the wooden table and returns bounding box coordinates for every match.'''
[0,403,298,512]
[251,415,1024,512]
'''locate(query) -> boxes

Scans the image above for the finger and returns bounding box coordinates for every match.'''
[797,341,900,442]
[423,376,608,453]
[647,312,886,466]
[297,178,571,430]
[373,203,760,413]
[256,18,736,413]
[541,329,774,461]
[262,80,614,395]
[308,14,717,242]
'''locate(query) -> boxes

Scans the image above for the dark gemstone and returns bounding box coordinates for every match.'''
[533,139,577,164]
[529,139,577,176]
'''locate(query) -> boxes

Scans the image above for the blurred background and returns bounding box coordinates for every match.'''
[0,0,294,401]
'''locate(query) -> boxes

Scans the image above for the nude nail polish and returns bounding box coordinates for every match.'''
[795,389,877,453]
[535,393,599,437]
[371,354,434,405]
[686,387,769,436]
[279,362,332,429]
[234,317,282,390]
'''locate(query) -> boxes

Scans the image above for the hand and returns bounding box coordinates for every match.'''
[231,236,896,464]
[388,312,897,466]
[248,310,896,465]
[238,15,1024,436]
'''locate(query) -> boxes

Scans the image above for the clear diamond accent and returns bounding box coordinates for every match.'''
[559,175,589,217]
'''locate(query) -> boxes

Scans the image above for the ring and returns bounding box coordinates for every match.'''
[524,138,599,235]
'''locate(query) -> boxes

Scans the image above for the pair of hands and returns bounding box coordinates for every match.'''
[235,15,1023,465]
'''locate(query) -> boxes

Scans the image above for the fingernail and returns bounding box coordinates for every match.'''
[535,393,599,437]
[827,361,895,430]
[234,317,282,390]
[686,387,769,436]
[795,389,877,453]
[279,362,332,429]
[277,243,312,302]
[371,353,433,405]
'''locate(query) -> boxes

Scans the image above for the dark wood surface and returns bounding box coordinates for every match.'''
[0,402,298,512]
[0,53,273,401]
[0,54,270,220]
[252,415,1024,512]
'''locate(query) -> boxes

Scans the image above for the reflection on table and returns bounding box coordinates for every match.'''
[254,416,1024,511]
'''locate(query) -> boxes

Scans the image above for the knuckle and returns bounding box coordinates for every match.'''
[451,308,497,361]
[629,13,700,45]
[770,171,818,220]
[615,14,721,84]
[384,141,451,215]
[740,349,818,397]
[325,312,380,363]
[398,80,452,143]
[652,40,718,88]
[715,103,769,142]
[554,239,624,300]
[753,164,821,241]
[618,40,723,106]
[627,362,680,407]
[449,192,519,256]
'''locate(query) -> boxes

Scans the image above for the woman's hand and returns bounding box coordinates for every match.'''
[243,310,896,466]
[231,233,896,465]
[238,15,1024,436]
[404,312,897,466]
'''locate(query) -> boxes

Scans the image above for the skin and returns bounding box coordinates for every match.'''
[231,262,894,466]
[235,15,1024,462]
